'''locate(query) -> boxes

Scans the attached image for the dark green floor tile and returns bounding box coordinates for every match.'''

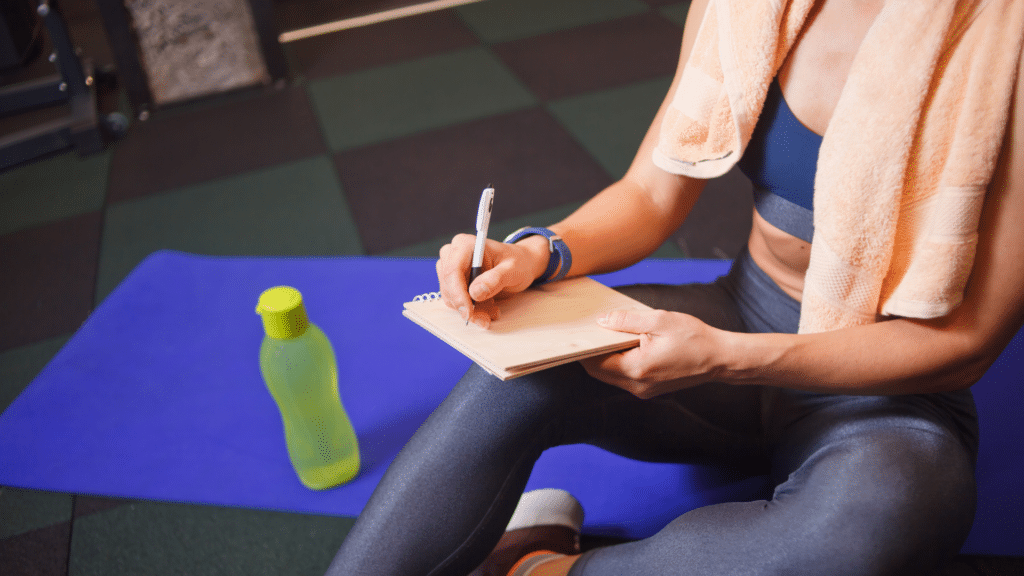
[97,156,362,305]
[382,201,585,259]
[0,335,71,415]
[384,203,684,278]
[285,9,479,80]
[307,47,536,151]
[275,0,431,32]
[456,0,649,43]
[383,199,686,262]
[660,0,693,27]
[650,239,687,258]
[69,501,355,576]
[0,487,72,539]
[547,76,673,178]
[0,150,110,236]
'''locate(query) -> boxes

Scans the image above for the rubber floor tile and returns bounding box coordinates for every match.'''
[67,14,116,69]
[333,108,612,254]
[0,521,70,576]
[60,0,101,19]
[307,46,536,151]
[0,488,73,540]
[0,335,70,414]
[107,86,327,201]
[645,0,689,6]
[0,151,110,236]
[69,501,355,576]
[383,200,586,258]
[286,9,479,80]
[670,166,754,259]
[275,0,435,33]
[660,0,693,27]
[0,212,101,353]
[547,76,674,178]
[97,156,362,304]
[73,495,133,518]
[493,11,682,101]
[456,0,649,43]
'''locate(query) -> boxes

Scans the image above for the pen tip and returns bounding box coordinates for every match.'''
[487,183,493,189]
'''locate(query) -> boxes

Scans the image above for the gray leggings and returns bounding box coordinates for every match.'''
[326,250,979,576]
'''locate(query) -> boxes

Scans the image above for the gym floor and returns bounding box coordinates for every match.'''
[0,0,1019,574]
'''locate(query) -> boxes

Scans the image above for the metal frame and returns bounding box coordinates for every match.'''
[93,0,288,121]
[0,0,106,171]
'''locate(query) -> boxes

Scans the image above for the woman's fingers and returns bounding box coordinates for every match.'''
[437,234,477,319]
[437,236,534,325]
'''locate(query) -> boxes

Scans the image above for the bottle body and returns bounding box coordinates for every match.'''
[258,323,359,489]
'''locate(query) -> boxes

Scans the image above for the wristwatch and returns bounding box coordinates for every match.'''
[503,226,572,284]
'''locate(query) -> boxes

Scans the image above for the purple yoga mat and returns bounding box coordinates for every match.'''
[0,251,1019,553]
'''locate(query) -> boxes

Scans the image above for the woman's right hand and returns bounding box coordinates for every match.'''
[436,233,550,328]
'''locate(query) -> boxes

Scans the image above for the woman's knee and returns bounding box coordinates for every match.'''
[442,362,593,441]
[777,428,976,574]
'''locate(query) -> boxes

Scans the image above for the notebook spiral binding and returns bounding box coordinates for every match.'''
[412,291,442,302]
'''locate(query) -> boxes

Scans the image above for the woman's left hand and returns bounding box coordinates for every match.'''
[580,309,727,398]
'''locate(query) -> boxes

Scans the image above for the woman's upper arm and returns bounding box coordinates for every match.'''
[943,51,1024,370]
[620,0,712,214]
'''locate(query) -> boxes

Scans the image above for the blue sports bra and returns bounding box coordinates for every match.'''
[737,78,822,243]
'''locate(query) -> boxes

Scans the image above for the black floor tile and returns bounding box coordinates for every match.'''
[0,522,70,576]
[670,166,753,259]
[0,212,101,353]
[74,495,132,518]
[67,14,116,69]
[275,0,436,32]
[286,9,479,79]
[107,85,326,202]
[493,11,682,101]
[61,0,102,19]
[333,108,612,253]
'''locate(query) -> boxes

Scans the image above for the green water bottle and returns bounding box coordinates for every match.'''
[255,286,360,490]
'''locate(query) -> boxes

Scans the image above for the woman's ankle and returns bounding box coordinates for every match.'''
[507,551,580,576]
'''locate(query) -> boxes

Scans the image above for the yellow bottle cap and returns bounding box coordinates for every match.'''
[256,286,309,339]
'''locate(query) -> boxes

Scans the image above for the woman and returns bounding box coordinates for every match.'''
[326,0,1024,574]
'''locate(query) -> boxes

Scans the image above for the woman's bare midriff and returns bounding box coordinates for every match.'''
[746,0,886,303]
[748,211,811,302]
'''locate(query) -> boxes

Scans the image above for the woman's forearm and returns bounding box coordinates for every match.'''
[717,317,994,395]
[548,174,706,278]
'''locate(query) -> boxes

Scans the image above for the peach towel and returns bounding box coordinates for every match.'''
[654,0,1024,334]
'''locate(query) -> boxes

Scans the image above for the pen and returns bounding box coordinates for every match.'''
[468,185,494,323]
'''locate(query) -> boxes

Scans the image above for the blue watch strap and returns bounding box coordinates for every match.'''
[503,227,572,283]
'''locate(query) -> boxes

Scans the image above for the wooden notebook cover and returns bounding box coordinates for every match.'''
[402,277,651,380]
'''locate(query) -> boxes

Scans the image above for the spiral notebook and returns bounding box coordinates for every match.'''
[402,277,652,380]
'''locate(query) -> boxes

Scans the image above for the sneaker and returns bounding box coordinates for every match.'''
[469,488,585,576]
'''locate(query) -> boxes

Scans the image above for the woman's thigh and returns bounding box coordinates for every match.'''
[444,280,773,470]
[554,281,770,470]
[570,402,977,576]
